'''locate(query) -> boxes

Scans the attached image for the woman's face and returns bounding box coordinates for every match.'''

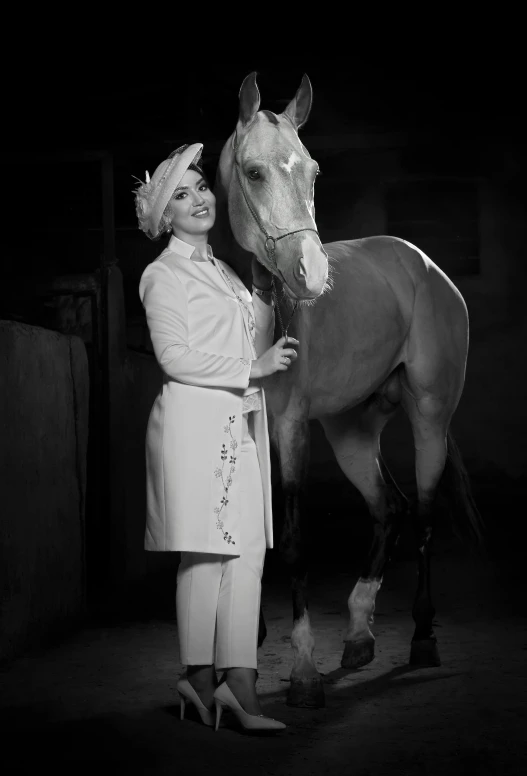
[166,168,216,239]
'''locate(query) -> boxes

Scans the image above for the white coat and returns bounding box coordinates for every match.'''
[139,235,275,555]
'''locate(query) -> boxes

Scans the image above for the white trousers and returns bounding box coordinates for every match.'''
[176,411,266,670]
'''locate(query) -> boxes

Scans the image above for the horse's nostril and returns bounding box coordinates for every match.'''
[294,258,307,283]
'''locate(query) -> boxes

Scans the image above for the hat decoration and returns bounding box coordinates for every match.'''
[133,143,204,240]
[133,170,155,234]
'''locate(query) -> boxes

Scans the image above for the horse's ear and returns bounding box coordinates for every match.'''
[282,73,313,131]
[238,72,261,127]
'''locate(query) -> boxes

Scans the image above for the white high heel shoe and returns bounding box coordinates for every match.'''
[177,678,215,727]
[213,682,286,732]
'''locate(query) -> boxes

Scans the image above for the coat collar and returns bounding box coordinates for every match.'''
[165,234,250,304]
[168,234,213,262]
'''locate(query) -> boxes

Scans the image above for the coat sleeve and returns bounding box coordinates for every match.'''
[252,292,275,357]
[140,262,252,389]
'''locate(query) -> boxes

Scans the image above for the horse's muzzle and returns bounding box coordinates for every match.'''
[288,239,328,299]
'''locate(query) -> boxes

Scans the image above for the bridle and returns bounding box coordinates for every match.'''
[232,132,321,340]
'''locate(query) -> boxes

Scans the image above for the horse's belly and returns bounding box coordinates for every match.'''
[308,338,404,418]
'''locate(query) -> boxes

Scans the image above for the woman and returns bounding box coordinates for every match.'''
[134,144,298,732]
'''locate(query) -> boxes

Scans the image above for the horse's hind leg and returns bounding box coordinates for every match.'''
[400,357,466,666]
[320,378,408,669]
[400,382,453,667]
[272,412,325,708]
[399,258,469,666]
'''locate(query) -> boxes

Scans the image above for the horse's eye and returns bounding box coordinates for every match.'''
[247,169,260,181]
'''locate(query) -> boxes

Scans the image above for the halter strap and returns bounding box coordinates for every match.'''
[232,131,321,267]
[233,159,319,268]
[232,131,322,339]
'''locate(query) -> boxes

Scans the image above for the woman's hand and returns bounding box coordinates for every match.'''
[250,336,299,379]
[251,255,273,291]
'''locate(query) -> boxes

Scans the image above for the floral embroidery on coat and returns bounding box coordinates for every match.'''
[213,415,238,545]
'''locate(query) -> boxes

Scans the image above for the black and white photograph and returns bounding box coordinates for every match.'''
[1,44,526,775]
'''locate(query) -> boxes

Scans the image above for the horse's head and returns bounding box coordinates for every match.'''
[217,72,329,301]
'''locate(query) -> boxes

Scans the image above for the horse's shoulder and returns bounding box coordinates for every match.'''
[322,237,418,317]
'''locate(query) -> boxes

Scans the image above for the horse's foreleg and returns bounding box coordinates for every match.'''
[274,414,324,708]
[288,567,323,707]
[343,467,407,668]
[321,396,407,669]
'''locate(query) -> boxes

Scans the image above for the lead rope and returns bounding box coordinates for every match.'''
[233,160,319,271]
[271,275,298,346]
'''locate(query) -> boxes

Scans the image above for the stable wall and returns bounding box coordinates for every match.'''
[0,322,89,661]
[120,351,179,612]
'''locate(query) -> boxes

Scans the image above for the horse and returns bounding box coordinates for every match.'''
[209,72,484,708]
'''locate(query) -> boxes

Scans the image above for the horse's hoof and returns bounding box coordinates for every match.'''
[287,676,325,708]
[409,638,441,667]
[341,638,375,669]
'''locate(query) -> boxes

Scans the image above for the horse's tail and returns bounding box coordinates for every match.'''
[436,430,486,552]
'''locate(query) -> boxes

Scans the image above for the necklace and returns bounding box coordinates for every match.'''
[214,260,256,345]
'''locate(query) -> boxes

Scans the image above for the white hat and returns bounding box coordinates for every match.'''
[134,143,204,239]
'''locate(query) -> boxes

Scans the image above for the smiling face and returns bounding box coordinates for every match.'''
[165,168,216,241]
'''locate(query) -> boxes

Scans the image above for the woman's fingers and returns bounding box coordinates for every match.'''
[278,352,296,369]
[280,336,300,346]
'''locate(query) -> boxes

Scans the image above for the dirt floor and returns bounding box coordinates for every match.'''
[1,536,526,776]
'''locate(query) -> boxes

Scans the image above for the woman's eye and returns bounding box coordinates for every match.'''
[174,192,186,200]
[247,169,260,181]
[199,184,209,191]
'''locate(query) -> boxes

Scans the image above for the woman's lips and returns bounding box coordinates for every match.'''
[192,208,210,218]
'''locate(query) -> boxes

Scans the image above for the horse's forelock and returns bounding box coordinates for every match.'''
[237,112,309,163]
[260,109,280,126]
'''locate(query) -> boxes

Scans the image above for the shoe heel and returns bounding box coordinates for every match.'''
[178,692,186,721]
[214,699,223,732]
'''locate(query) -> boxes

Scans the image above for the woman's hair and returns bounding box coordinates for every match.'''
[158,163,209,237]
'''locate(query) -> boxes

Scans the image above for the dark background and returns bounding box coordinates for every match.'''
[2,49,527,604]
[4,54,527,559]
[2,46,527,776]
[4,54,526,298]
